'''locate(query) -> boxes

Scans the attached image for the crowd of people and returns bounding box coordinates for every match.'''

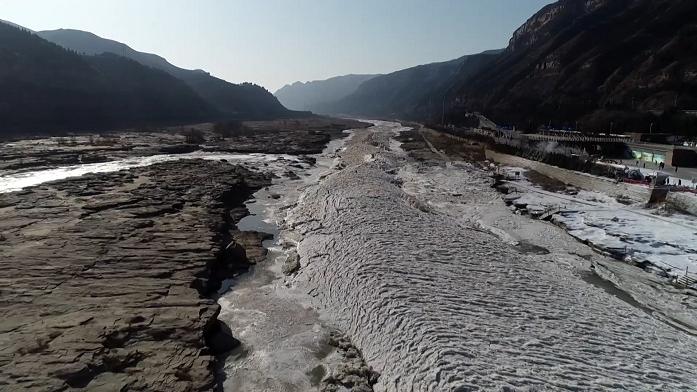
[625,159,697,191]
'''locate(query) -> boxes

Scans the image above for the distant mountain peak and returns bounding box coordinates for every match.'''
[0,21,215,135]
[0,19,34,32]
[456,0,697,133]
[275,74,380,112]
[38,29,185,72]
[305,49,502,118]
[37,28,292,119]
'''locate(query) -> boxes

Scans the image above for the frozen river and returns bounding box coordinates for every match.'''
[285,121,697,391]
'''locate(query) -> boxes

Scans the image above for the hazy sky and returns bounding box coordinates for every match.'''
[2,0,554,92]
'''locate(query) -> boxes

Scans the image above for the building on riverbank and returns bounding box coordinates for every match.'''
[627,141,697,168]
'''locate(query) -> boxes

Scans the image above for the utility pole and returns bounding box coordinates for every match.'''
[441,84,456,127]
[441,96,446,126]
[429,97,432,122]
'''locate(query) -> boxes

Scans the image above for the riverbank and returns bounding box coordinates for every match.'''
[417,127,697,325]
[410,127,697,285]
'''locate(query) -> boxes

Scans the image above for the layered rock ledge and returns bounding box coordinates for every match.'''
[0,160,270,391]
[0,117,370,175]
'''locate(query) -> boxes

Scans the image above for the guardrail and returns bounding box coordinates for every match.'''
[677,273,696,288]
[524,134,632,143]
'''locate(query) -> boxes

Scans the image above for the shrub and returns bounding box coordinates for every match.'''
[182,128,205,144]
[213,121,252,138]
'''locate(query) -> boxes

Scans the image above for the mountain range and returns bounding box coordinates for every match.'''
[0,21,294,136]
[451,0,697,133]
[37,29,291,120]
[275,74,379,112]
[278,0,697,134]
[315,50,503,120]
[0,22,216,135]
[4,0,697,136]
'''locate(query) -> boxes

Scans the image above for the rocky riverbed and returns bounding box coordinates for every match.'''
[0,160,273,391]
[0,118,373,392]
[0,117,364,391]
[0,117,368,176]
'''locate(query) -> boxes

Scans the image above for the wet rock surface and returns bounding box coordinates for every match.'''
[209,130,344,156]
[0,160,271,391]
[320,332,380,392]
[281,250,301,275]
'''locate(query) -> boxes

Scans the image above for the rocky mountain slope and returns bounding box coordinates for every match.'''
[274,74,378,112]
[450,0,697,133]
[0,22,215,136]
[317,50,501,119]
[0,18,30,31]
[38,28,293,120]
[291,0,697,134]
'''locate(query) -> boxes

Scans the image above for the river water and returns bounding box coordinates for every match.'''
[216,133,351,391]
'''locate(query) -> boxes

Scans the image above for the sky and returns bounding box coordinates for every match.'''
[1,0,554,92]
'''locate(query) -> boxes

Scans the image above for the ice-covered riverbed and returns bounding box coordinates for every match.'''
[285,121,697,391]
[497,167,697,283]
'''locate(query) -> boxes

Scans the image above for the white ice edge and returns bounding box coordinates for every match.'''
[0,151,301,194]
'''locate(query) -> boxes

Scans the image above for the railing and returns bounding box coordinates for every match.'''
[538,206,562,221]
[524,134,632,143]
[676,274,696,288]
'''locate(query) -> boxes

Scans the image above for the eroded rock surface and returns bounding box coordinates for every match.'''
[0,117,369,176]
[0,160,270,391]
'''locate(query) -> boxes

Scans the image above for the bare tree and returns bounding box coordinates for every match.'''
[213,121,250,139]
[183,128,205,144]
